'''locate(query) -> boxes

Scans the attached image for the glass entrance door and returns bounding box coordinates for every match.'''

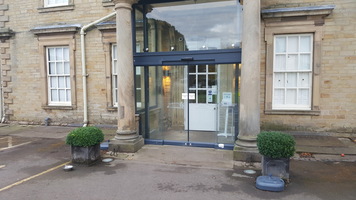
[142,63,238,147]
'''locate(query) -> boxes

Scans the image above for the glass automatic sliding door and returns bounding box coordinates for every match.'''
[143,64,238,146]
[147,65,187,143]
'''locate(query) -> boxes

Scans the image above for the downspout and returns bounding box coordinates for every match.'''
[80,12,116,127]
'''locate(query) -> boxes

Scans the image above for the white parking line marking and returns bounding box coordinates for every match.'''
[0,141,32,151]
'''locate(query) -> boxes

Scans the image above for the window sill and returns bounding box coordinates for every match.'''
[265,109,320,116]
[38,5,74,13]
[42,105,75,110]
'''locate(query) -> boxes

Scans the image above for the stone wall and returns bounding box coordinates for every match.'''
[4,0,117,125]
[260,0,356,133]
[2,0,356,133]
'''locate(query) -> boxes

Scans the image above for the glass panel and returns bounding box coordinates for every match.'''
[217,64,238,144]
[145,0,242,52]
[112,45,117,59]
[188,75,196,89]
[135,66,145,110]
[198,90,206,103]
[197,65,206,73]
[275,55,286,70]
[56,48,63,60]
[286,73,297,87]
[149,65,186,141]
[287,36,298,52]
[66,77,71,88]
[298,89,309,105]
[58,77,65,88]
[51,90,58,102]
[197,75,206,88]
[50,77,57,88]
[149,67,159,107]
[49,63,56,74]
[56,62,64,74]
[208,75,217,87]
[300,35,311,52]
[299,54,311,70]
[298,73,310,87]
[59,89,65,101]
[144,64,237,145]
[48,48,55,61]
[135,8,144,53]
[286,54,298,70]
[188,65,196,73]
[275,36,286,53]
[208,65,217,72]
[274,73,285,87]
[64,62,70,74]
[273,89,285,105]
[286,89,297,104]
[63,47,69,61]
[67,89,71,101]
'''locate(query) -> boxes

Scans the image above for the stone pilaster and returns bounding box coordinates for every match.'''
[234,0,261,162]
[109,0,144,153]
[0,1,12,122]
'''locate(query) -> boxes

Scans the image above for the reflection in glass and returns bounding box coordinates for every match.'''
[143,0,242,52]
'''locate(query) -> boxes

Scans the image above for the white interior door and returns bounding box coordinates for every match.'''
[184,65,219,131]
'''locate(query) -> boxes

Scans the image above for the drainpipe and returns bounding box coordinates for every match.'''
[80,12,116,127]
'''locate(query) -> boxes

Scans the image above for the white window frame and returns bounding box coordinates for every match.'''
[112,44,118,107]
[44,0,69,8]
[272,34,313,110]
[46,46,71,106]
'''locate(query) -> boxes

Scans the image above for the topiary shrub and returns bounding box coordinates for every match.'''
[257,131,295,158]
[66,127,104,147]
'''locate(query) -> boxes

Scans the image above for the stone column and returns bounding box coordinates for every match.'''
[234,0,261,162]
[110,0,144,153]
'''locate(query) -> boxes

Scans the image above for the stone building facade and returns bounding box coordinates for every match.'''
[0,0,355,153]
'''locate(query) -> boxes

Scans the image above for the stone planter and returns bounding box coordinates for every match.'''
[262,156,290,180]
[71,143,101,165]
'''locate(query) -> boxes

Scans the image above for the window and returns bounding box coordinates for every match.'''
[272,34,313,110]
[44,0,69,7]
[32,25,78,109]
[112,44,118,107]
[46,47,71,106]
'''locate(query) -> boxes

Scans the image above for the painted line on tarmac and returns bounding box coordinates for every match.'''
[0,161,71,192]
[0,141,32,151]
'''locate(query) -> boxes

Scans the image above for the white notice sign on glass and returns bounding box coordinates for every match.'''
[182,93,195,100]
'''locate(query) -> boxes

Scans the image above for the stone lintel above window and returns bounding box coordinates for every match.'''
[262,5,335,26]
[31,24,81,35]
[262,5,335,18]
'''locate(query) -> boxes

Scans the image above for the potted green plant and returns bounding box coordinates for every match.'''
[257,131,295,180]
[66,126,104,165]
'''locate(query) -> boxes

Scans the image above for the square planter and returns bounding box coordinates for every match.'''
[262,156,290,180]
[71,143,101,165]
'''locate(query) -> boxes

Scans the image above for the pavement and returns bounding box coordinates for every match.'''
[0,124,356,200]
